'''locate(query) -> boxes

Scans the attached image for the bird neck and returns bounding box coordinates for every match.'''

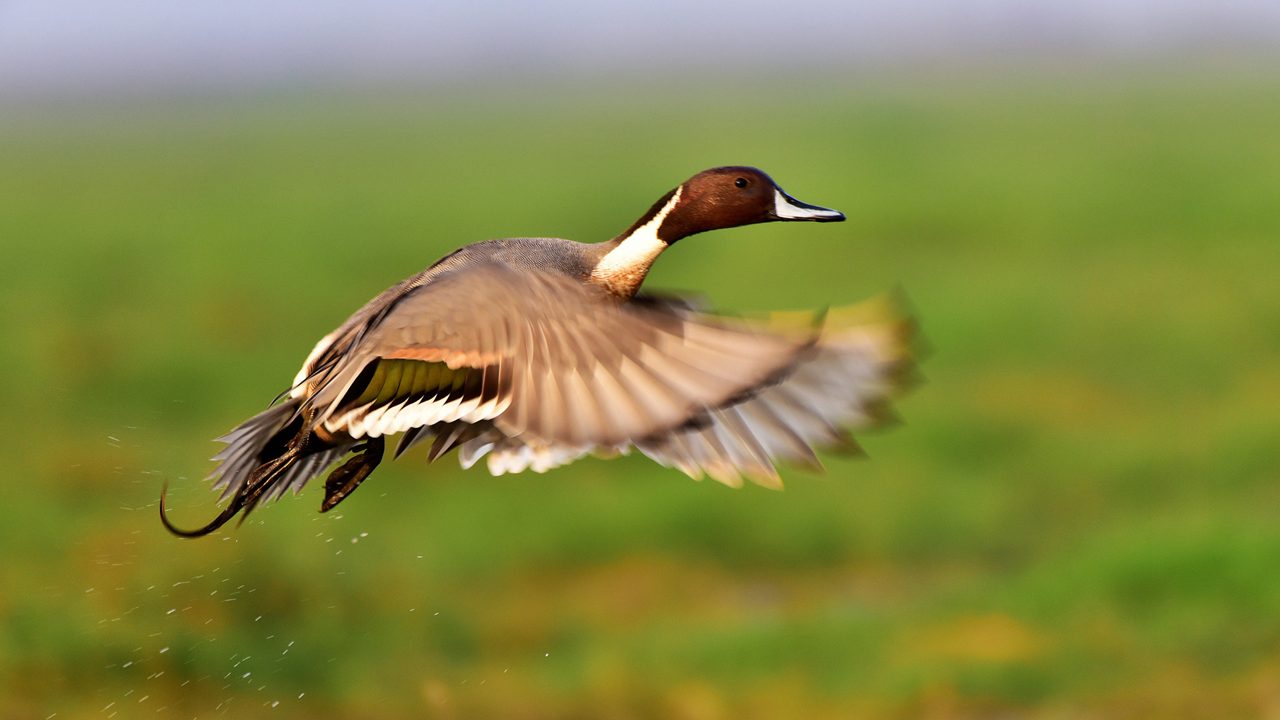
[589,186,683,298]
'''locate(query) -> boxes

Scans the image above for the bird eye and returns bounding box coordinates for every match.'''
[734,177,749,188]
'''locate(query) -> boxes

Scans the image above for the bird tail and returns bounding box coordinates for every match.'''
[161,398,352,537]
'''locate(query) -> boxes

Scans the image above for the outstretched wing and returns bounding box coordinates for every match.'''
[632,295,917,487]
[301,262,818,451]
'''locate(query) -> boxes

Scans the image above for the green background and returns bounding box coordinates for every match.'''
[3,68,1279,718]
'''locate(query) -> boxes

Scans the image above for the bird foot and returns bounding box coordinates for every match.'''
[321,437,384,512]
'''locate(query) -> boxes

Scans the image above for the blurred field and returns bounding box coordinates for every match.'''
[2,69,1279,718]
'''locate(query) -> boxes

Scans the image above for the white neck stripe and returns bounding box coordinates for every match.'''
[594,186,682,277]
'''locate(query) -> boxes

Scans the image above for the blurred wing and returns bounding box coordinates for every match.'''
[632,295,918,487]
[302,262,817,448]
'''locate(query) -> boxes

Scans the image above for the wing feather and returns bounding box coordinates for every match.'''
[281,260,910,485]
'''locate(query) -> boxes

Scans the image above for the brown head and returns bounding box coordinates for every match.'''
[592,166,845,297]
[620,166,845,245]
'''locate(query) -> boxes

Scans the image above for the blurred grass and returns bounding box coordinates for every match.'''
[2,69,1280,718]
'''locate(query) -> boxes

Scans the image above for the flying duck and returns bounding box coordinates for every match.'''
[161,166,916,537]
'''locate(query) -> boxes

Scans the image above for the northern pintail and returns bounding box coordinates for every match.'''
[161,166,916,536]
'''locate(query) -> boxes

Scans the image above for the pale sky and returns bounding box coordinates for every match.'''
[1,0,1278,98]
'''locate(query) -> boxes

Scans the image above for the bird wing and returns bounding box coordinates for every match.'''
[631,295,918,487]
[301,261,817,447]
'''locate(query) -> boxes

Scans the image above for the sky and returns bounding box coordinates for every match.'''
[1,0,1278,98]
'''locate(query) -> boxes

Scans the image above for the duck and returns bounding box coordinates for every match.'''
[160,166,916,537]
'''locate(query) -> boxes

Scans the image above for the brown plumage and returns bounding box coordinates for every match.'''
[160,166,917,537]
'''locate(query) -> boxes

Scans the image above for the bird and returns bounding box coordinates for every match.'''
[160,166,917,537]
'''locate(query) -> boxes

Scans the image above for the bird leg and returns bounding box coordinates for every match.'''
[321,435,385,512]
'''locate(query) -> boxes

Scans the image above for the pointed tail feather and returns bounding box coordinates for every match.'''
[162,399,353,537]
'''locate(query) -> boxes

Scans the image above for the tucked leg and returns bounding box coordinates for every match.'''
[321,436,386,512]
